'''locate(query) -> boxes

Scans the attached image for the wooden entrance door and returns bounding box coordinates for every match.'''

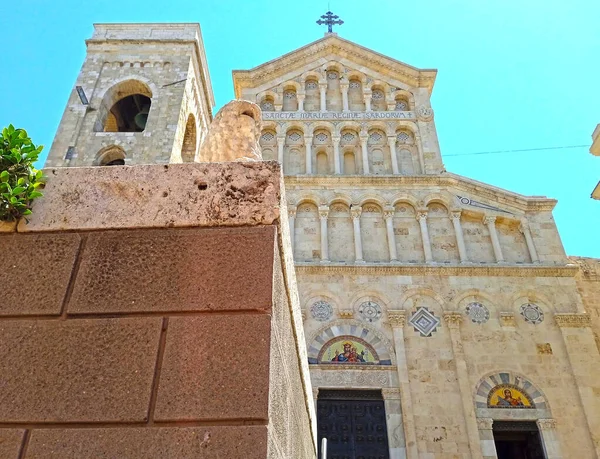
[317,390,389,459]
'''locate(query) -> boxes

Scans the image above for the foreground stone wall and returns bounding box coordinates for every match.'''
[0,162,316,459]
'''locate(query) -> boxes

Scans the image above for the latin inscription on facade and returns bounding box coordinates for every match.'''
[263,111,416,121]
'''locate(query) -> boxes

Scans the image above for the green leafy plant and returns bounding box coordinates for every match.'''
[0,125,45,221]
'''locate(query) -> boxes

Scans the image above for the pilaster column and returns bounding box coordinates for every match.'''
[450,211,468,263]
[387,311,418,459]
[519,219,539,263]
[297,93,305,112]
[340,83,350,112]
[364,91,372,112]
[384,207,398,261]
[319,206,329,262]
[476,418,498,459]
[351,207,364,263]
[304,135,313,175]
[415,134,426,174]
[417,211,433,263]
[381,388,406,459]
[444,313,484,459]
[276,136,285,166]
[388,136,400,175]
[483,216,504,263]
[360,136,369,174]
[555,313,600,458]
[319,83,327,112]
[288,207,296,257]
[536,419,563,459]
[332,135,341,174]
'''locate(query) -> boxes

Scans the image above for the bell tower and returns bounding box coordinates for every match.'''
[46,23,214,167]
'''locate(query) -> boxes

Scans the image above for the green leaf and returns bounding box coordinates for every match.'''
[12,186,25,195]
[28,191,43,199]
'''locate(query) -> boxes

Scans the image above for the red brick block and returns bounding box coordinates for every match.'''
[0,233,80,316]
[26,426,268,459]
[155,314,271,421]
[0,318,161,422]
[0,429,24,458]
[68,226,276,314]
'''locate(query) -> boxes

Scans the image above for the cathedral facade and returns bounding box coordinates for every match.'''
[47,23,600,459]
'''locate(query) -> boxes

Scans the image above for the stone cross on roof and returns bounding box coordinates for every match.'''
[316,11,344,34]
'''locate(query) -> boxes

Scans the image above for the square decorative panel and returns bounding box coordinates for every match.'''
[409,307,440,337]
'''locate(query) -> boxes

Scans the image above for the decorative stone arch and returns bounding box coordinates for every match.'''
[422,192,456,211]
[282,122,306,136]
[180,113,197,163]
[321,61,344,74]
[508,291,556,315]
[94,145,127,166]
[369,79,390,94]
[391,89,416,110]
[349,290,393,312]
[398,288,446,312]
[94,79,154,133]
[281,80,301,93]
[308,121,335,137]
[390,193,420,209]
[356,194,387,208]
[449,288,501,313]
[366,120,393,136]
[327,194,353,208]
[307,319,395,365]
[261,120,280,136]
[345,70,367,84]
[301,70,325,84]
[257,90,280,109]
[295,193,324,208]
[393,120,419,136]
[335,120,362,136]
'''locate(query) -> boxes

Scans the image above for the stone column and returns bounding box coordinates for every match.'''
[319,206,329,262]
[382,388,406,459]
[360,135,370,174]
[477,418,498,459]
[340,82,350,112]
[483,216,504,263]
[297,94,305,112]
[351,207,364,263]
[555,313,600,458]
[288,206,296,256]
[537,419,563,459]
[384,207,398,261]
[319,83,327,112]
[364,91,373,112]
[415,134,426,174]
[444,313,484,459]
[417,211,433,263]
[276,136,285,167]
[388,136,400,175]
[451,211,468,263]
[519,219,540,263]
[387,311,418,459]
[332,135,341,174]
[304,135,313,175]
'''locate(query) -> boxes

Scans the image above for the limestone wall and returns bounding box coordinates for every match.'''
[0,162,316,459]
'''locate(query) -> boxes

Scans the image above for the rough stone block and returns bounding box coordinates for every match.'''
[26,426,268,459]
[68,226,276,314]
[0,233,80,316]
[0,318,161,422]
[155,314,271,421]
[0,429,24,458]
[19,162,282,232]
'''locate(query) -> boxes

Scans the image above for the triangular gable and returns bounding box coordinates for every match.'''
[233,34,437,97]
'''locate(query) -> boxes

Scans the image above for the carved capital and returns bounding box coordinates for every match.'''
[301,310,306,321]
[318,82,328,90]
[554,313,592,328]
[339,310,354,319]
[381,388,402,400]
[383,207,395,219]
[476,418,494,430]
[318,206,329,219]
[444,312,463,328]
[450,210,462,221]
[536,419,557,431]
[304,135,313,146]
[416,211,428,222]
[287,207,297,218]
[483,216,497,226]
[519,219,530,233]
[351,208,362,219]
[387,310,406,328]
[500,312,516,327]
[331,135,341,145]
[387,136,397,146]
[276,136,286,146]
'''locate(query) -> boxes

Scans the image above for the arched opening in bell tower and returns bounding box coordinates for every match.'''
[95,79,153,133]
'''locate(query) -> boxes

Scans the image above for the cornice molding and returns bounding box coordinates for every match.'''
[295,263,578,278]
[284,174,557,212]
[554,313,592,328]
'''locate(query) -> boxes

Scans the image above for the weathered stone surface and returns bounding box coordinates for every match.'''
[0,318,161,422]
[0,233,80,316]
[198,100,262,162]
[0,220,16,232]
[0,429,24,459]
[19,162,281,232]
[155,314,271,421]
[68,226,276,314]
[26,426,268,459]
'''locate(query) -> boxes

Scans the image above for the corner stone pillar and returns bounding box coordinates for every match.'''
[351,207,364,263]
[483,216,504,263]
[332,135,341,174]
[388,136,400,175]
[360,135,370,174]
[451,211,469,263]
[416,211,433,263]
[387,311,418,459]
[537,419,563,459]
[319,206,329,262]
[382,388,406,459]
[444,313,483,459]
[555,313,600,458]
[476,418,498,459]
[519,219,539,263]
[384,207,398,261]
[304,135,313,175]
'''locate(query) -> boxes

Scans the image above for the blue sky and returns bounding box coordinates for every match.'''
[1,0,598,257]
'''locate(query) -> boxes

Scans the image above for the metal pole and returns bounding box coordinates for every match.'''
[321,437,327,459]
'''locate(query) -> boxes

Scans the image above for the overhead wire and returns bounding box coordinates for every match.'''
[445,144,588,158]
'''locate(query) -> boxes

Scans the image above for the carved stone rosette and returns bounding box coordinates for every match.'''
[387,310,406,328]
[554,313,592,328]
